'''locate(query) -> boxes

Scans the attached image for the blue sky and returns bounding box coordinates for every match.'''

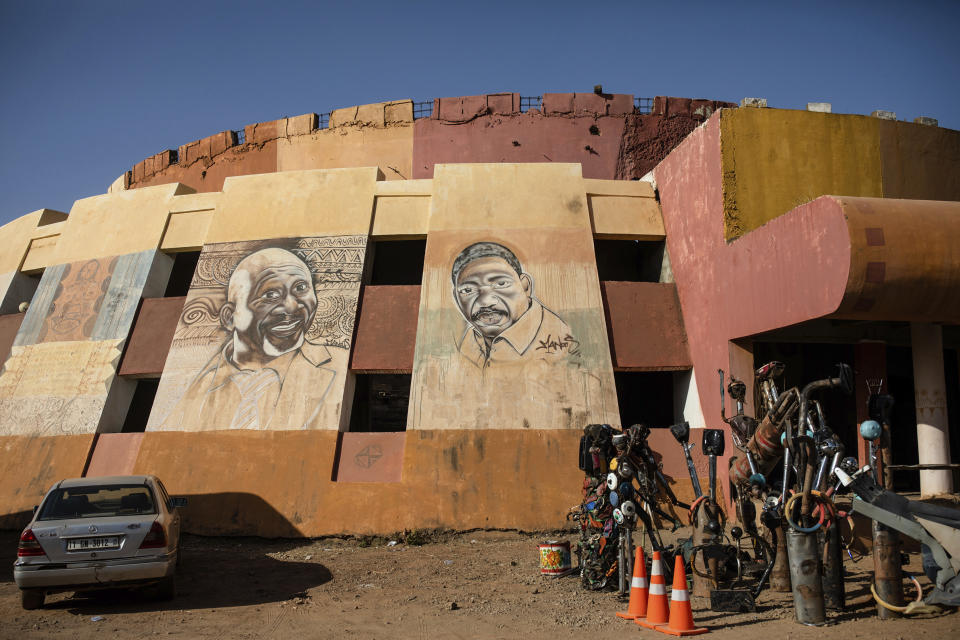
[1,0,957,226]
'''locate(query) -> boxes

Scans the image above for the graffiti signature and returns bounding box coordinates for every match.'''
[536,334,581,355]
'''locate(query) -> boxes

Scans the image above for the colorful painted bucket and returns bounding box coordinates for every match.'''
[538,540,572,577]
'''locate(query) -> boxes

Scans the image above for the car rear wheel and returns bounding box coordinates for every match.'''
[21,589,44,610]
[156,574,176,601]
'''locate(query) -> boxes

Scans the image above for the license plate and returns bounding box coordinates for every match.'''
[67,536,120,551]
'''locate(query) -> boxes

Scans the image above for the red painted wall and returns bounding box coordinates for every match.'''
[118,297,186,377]
[349,285,420,372]
[601,282,690,370]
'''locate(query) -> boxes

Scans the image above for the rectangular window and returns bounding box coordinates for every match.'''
[614,371,675,428]
[120,379,160,433]
[163,251,200,297]
[368,240,426,285]
[348,374,410,432]
[595,239,664,282]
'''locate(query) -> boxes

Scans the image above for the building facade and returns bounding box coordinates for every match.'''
[0,93,957,536]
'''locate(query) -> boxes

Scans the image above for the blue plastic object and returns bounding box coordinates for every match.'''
[860,420,882,441]
[609,490,620,507]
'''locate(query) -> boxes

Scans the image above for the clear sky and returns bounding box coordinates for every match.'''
[1,0,957,227]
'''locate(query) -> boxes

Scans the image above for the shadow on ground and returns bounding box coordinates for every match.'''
[2,530,332,612]
[1,491,333,611]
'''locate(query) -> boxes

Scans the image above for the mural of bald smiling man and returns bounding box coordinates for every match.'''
[452,241,580,369]
[162,247,339,430]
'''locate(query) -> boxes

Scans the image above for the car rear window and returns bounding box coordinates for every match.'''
[38,485,157,520]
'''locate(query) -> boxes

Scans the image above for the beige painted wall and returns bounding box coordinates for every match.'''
[53,183,194,265]
[408,164,620,430]
[206,168,381,243]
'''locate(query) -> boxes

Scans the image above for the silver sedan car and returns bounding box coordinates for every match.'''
[13,475,186,610]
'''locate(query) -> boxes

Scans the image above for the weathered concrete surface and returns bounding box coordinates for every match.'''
[350,286,419,372]
[413,111,627,180]
[600,282,690,370]
[132,429,585,536]
[831,198,960,321]
[617,97,736,180]
[335,432,405,482]
[280,102,413,180]
[85,432,145,477]
[0,313,24,364]
[118,296,186,377]
[0,434,96,530]
[719,108,960,239]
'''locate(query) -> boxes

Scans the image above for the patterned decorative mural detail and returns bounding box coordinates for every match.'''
[408,232,619,431]
[39,258,115,343]
[148,235,366,432]
[0,340,123,435]
[13,263,66,347]
[0,250,166,436]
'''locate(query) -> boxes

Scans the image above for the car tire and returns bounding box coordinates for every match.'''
[21,589,45,610]
[156,574,176,601]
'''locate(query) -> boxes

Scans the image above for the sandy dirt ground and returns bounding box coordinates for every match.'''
[2,528,959,640]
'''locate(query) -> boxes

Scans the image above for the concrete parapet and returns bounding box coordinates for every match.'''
[740,97,767,108]
[331,100,413,127]
[430,93,521,122]
[542,92,634,116]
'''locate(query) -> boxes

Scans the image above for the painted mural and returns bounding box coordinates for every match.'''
[148,235,365,431]
[0,250,162,436]
[452,241,580,369]
[408,231,620,431]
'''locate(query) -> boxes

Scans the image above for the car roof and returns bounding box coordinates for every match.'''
[57,475,156,488]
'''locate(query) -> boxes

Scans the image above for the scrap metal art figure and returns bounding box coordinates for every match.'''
[570,423,688,593]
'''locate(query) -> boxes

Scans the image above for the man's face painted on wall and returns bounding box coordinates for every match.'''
[224,249,318,359]
[455,256,532,339]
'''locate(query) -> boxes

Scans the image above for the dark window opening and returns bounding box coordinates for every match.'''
[348,374,410,432]
[368,240,426,285]
[121,379,159,433]
[163,251,200,297]
[614,371,675,428]
[595,239,664,282]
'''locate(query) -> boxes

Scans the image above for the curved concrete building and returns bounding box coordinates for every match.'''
[0,92,957,536]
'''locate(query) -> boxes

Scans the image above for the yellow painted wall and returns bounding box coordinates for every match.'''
[720,109,883,239]
[53,183,194,265]
[719,108,960,240]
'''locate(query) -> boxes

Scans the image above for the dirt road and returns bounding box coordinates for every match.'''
[2,529,958,639]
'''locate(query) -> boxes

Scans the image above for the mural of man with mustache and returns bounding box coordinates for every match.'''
[163,247,338,430]
[452,241,580,369]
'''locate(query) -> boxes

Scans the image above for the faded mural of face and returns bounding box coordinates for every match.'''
[221,248,318,366]
[455,256,532,340]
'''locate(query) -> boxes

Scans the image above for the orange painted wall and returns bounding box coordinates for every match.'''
[132,429,586,537]
[0,434,96,529]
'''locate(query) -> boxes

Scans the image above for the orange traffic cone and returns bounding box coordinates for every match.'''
[637,551,669,629]
[616,547,648,620]
[655,554,708,636]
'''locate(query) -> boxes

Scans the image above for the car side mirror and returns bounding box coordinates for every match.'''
[168,497,188,509]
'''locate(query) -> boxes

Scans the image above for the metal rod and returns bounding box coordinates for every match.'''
[786,529,827,625]
[821,524,845,611]
[872,521,904,619]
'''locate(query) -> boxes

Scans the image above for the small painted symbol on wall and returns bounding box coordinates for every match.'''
[355,445,383,468]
